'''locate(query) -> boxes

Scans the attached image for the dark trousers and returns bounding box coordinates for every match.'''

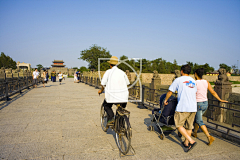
[102,99,127,121]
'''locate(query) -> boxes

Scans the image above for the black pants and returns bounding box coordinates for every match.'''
[102,99,127,121]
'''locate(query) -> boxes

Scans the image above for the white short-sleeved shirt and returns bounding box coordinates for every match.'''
[101,66,130,103]
[33,71,39,79]
[58,74,63,79]
[169,76,197,112]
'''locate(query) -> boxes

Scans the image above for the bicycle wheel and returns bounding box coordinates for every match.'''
[115,115,132,155]
[100,104,108,132]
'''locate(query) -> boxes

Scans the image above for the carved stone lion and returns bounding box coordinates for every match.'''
[173,70,181,82]
[153,70,160,79]
[216,68,228,82]
[215,68,232,85]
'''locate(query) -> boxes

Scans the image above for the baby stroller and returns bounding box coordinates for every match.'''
[148,93,182,140]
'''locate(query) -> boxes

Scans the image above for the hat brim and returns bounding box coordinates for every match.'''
[107,61,118,65]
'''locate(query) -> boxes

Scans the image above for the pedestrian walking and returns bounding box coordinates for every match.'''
[58,71,63,85]
[164,64,197,152]
[45,71,49,83]
[42,70,46,87]
[52,71,56,82]
[51,71,53,81]
[192,68,228,145]
[32,68,39,88]
[74,71,78,83]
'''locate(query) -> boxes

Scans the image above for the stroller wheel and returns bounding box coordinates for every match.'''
[148,126,154,131]
[160,133,165,140]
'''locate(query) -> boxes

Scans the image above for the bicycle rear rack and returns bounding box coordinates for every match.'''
[117,109,130,116]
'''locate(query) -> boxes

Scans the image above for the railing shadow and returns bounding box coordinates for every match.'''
[0,87,33,110]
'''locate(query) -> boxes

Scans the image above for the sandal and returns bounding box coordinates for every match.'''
[182,142,189,148]
[186,142,197,152]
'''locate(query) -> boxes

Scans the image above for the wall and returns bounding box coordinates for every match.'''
[129,72,240,85]
[47,67,76,76]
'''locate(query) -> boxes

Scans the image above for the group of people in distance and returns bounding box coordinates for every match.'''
[32,68,63,87]
[98,56,228,153]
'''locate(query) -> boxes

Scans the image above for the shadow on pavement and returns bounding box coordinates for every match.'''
[0,88,33,110]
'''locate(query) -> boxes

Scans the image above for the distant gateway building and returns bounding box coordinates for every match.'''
[51,60,66,68]
[47,60,76,76]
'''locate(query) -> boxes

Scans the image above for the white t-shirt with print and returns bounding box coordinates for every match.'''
[169,76,197,112]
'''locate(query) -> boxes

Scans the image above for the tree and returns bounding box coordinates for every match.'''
[142,59,151,73]
[73,67,78,70]
[79,44,112,71]
[36,64,43,71]
[186,61,194,74]
[219,63,231,73]
[79,66,89,72]
[172,59,179,71]
[0,52,17,69]
[201,63,214,74]
[118,55,131,72]
[232,65,238,75]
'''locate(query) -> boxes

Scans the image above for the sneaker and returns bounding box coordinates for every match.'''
[107,119,114,125]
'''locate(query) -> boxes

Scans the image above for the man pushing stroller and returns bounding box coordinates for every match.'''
[164,64,197,152]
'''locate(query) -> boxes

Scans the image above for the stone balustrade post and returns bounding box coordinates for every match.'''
[150,70,161,102]
[141,85,145,106]
[212,68,232,123]
[4,73,10,101]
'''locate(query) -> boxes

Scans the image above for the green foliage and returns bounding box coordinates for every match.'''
[36,64,43,71]
[118,55,131,72]
[219,63,231,73]
[210,81,240,85]
[73,67,78,70]
[231,65,239,75]
[79,66,89,72]
[78,45,227,75]
[0,52,17,69]
[79,44,112,70]
[186,61,214,74]
[229,81,240,84]
[209,82,215,85]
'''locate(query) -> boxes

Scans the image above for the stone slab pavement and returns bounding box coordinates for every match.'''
[0,78,240,160]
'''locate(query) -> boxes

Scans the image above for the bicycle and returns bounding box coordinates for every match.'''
[100,101,132,155]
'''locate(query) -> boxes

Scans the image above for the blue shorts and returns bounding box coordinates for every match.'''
[195,101,208,126]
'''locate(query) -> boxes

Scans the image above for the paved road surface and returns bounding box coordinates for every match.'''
[0,78,240,159]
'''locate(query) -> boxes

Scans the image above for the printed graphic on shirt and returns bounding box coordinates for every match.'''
[183,80,196,88]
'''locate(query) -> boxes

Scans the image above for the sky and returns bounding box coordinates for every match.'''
[0,0,239,70]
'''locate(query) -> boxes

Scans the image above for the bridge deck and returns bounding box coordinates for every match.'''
[0,78,239,159]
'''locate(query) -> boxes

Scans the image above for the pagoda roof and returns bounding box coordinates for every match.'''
[53,60,64,63]
[51,64,66,67]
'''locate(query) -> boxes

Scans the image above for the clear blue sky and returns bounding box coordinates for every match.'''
[0,0,239,70]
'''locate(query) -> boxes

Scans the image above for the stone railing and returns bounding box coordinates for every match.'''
[0,70,40,101]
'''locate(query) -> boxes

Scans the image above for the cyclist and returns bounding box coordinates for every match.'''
[98,56,130,125]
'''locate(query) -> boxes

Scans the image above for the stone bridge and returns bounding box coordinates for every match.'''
[0,78,239,159]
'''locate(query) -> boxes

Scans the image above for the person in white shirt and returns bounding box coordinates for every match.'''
[32,68,39,88]
[74,72,78,83]
[98,56,130,125]
[164,64,197,152]
[58,71,63,85]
